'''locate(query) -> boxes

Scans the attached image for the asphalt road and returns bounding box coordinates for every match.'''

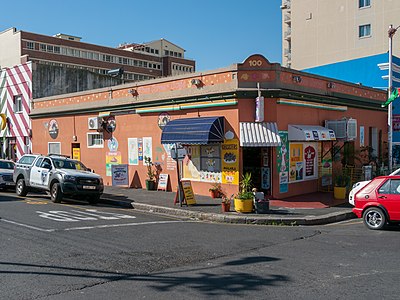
[1,191,399,300]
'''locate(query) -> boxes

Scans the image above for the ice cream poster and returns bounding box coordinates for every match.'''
[106,151,122,176]
[128,138,139,165]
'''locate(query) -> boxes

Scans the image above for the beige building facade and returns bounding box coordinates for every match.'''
[282,0,400,69]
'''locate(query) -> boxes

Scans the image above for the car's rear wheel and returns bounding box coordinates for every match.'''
[363,207,386,230]
[51,182,63,203]
[16,178,28,197]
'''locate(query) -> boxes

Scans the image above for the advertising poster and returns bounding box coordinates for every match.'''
[290,143,303,182]
[221,139,239,185]
[143,137,152,162]
[106,151,121,176]
[304,144,316,178]
[183,145,201,180]
[128,138,139,165]
[72,148,80,161]
[277,131,289,193]
[360,126,365,147]
[111,164,129,186]
[138,138,143,161]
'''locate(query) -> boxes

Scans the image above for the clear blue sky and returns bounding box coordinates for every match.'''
[0,0,282,72]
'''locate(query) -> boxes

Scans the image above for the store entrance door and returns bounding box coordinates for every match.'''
[243,147,271,194]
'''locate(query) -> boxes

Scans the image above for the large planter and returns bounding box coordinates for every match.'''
[234,198,254,213]
[145,180,156,191]
[334,186,347,200]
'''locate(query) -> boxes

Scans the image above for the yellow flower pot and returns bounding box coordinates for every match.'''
[334,186,347,200]
[234,198,254,213]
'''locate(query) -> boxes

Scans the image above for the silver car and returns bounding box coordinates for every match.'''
[0,159,15,190]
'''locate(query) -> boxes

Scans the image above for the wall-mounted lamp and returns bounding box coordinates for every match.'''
[191,78,203,87]
[292,75,302,83]
[327,82,335,89]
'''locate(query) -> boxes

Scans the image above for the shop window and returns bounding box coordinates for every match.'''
[87,132,104,148]
[14,95,23,113]
[48,142,61,154]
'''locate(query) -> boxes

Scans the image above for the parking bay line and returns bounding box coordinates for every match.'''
[1,219,193,232]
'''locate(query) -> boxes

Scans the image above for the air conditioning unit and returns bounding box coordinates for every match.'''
[88,117,102,130]
[325,118,357,141]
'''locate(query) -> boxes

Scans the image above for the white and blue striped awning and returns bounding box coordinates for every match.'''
[240,122,281,147]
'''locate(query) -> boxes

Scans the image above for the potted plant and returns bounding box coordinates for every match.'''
[144,156,157,190]
[221,194,233,212]
[209,182,222,198]
[334,173,350,200]
[234,172,254,213]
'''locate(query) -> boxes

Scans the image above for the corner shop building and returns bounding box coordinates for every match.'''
[30,54,387,199]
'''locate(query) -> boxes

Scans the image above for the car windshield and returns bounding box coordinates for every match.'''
[52,158,88,170]
[0,161,14,169]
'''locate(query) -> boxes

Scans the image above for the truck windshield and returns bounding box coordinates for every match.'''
[52,158,88,170]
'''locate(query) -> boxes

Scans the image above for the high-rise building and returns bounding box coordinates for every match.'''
[281,0,400,70]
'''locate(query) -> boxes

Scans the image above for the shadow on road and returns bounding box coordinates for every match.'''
[0,256,289,296]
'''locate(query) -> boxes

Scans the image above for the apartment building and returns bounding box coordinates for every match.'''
[0,27,195,83]
[0,27,195,160]
[281,0,400,70]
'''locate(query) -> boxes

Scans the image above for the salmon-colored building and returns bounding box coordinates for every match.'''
[30,54,387,200]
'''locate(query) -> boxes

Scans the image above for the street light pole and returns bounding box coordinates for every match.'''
[388,24,400,173]
[388,24,394,173]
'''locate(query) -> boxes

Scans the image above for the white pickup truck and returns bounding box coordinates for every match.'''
[13,154,104,204]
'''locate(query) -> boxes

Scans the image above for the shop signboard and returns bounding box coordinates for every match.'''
[181,180,196,205]
[157,174,169,191]
[111,164,129,186]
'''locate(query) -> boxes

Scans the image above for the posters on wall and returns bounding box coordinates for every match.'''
[278,131,289,193]
[261,167,270,190]
[221,139,239,185]
[289,142,318,182]
[289,143,303,181]
[106,151,122,176]
[138,138,143,161]
[128,138,139,165]
[183,145,201,180]
[143,137,152,161]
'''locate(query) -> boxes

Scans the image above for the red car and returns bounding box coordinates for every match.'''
[352,175,400,230]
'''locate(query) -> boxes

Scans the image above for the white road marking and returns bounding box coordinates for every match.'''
[1,218,192,232]
[1,219,55,232]
[36,209,137,222]
[63,220,190,231]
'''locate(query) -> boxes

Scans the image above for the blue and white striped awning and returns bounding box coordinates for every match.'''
[240,122,281,147]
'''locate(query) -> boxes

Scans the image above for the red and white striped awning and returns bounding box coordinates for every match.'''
[239,122,281,147]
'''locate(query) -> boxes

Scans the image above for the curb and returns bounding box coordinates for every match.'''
[100,197,356,226]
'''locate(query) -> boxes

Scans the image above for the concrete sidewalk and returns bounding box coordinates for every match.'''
[100,186,356,226]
